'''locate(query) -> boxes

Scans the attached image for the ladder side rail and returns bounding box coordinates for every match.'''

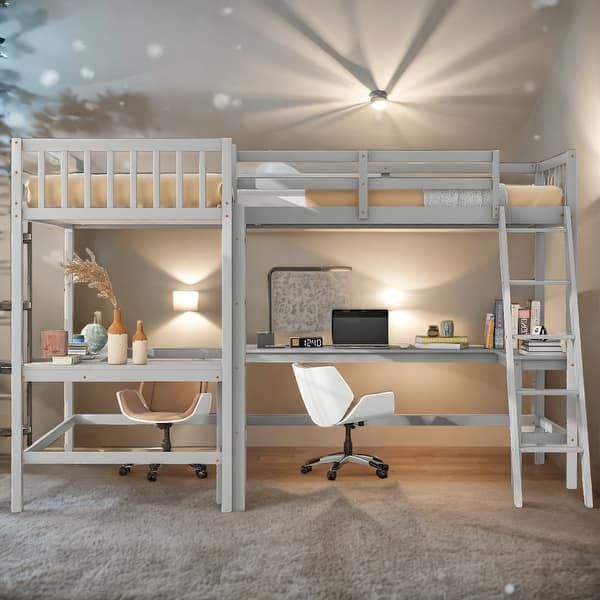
[533,163,546,465]
[565,206,593,507]
[498,207,523,508]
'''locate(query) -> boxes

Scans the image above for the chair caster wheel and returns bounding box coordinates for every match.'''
[301,465,312,474]
[327,470,337,481]
[195,468,208,479]
[376,468,388,479]
[147,471,158,482]
[118,466,130,476]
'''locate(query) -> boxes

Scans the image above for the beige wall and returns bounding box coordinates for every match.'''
[67,227,534,449]
[512,0,600,484]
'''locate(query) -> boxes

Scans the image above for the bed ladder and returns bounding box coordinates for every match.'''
[498,205,593,508]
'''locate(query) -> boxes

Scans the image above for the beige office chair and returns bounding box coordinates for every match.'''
[116,381,212,481]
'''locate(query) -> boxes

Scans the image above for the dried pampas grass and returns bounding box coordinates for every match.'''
[64,248,118,308]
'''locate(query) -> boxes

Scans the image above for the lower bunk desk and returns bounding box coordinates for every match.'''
[19,356,232,512]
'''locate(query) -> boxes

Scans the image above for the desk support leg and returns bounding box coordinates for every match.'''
[63,227,74,451]
[232,201,246,511]
[216,383,222,505]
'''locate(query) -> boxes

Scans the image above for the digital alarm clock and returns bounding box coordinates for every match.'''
[290,336,324,348]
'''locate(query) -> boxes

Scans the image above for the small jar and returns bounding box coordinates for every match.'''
[427,325,440,337]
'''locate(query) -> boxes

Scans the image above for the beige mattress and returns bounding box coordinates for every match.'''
[305,185,563,207]
[25,173,223,208]
[25,175,563,209]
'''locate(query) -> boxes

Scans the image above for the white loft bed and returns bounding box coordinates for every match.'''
[232,148,592,512]
[9,138,235,513]
[9,140,592,514]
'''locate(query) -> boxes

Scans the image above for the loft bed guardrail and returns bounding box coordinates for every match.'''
[236,149,574,228]
[14,138,233,226]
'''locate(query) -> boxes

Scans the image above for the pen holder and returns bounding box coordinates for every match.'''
[257,331,275,348]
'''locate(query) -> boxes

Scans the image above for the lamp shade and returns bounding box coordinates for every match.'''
[172,290,199,312]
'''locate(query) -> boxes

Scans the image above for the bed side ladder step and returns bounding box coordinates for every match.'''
[517,388,578,396]
[509,279,570,286]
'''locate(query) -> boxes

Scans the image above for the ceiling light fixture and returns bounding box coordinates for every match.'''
[369,89,388,111]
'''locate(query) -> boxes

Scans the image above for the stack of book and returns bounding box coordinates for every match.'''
[414,335,468,350]
[52,355,82,365]
[519,339,564,356]
[67,341,88,356]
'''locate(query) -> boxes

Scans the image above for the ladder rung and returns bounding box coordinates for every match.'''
[513,334,574,340]
[517,388,578,396]
[520,445,583,454]
[509,279,570,286]
[506,227,565,234]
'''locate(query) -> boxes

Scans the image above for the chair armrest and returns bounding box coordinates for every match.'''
[338,391,395,425]
[178,392,212,424]
[116,389,149,421]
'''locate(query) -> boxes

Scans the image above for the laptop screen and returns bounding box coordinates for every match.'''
[332,309,389,345]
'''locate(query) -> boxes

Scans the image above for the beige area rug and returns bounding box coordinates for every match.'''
[0,465,599,600]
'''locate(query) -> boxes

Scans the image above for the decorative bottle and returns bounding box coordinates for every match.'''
[132,320,148,365]
[107,308,128,364]
[81,311,108,354]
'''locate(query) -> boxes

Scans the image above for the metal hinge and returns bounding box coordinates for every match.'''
[22,232,32,244]
[21,425,31,435]
[0,300,31,311]
[0,363,11,374]
[0,427,11,438]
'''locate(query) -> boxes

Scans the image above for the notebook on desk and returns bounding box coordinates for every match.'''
[332,309,390,347]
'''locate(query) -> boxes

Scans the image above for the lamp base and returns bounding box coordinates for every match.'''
[256,331,275,348]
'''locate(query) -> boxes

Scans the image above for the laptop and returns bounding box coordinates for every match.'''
[332,309,389,347]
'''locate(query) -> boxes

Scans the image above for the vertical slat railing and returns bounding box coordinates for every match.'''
[198,151,206,208]
[152,150,160,208]
[491,150,500,219]
[106,151,114,208]
[36,151,45,208]
[83,150,91,209]
[176,150,183,209]
[358,151,368,219]
[60,151,68,208]
[129,150,137,208]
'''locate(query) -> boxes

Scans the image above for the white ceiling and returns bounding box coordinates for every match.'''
[2,0,572,154]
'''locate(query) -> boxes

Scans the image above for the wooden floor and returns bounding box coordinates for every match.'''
[247,446,564,482]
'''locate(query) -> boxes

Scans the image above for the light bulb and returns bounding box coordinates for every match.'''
[369,89,388,111]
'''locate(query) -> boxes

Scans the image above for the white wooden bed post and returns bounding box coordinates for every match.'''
[10,138,24,512]
[220,138,234,512]
[231,144,246,512]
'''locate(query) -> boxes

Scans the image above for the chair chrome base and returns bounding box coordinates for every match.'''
[300,423,390,480]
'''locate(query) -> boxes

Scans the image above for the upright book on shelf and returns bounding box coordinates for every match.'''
[493,299,504,349]
[529,300,542,334]
[484,313,495,349]
[517,308,530,348]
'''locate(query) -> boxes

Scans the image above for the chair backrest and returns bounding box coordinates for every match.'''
[292,363,354,427]
[140,382,208,412]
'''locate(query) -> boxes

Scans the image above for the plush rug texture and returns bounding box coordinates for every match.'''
[0,465,599,600]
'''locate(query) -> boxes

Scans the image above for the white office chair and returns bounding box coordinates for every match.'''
[116,381,212,481]
[292,363,395,480]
